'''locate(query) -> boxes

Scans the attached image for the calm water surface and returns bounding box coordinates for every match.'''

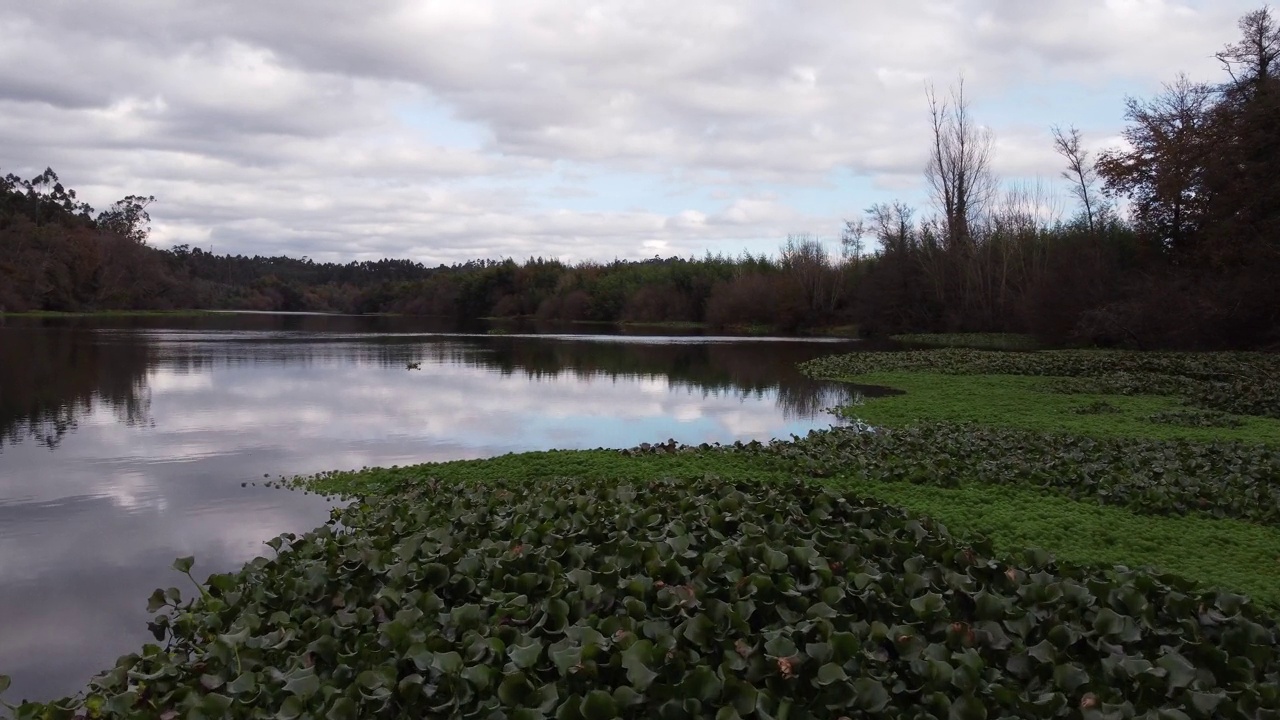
[0,314,872,703]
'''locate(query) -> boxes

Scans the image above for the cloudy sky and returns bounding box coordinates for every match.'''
[0,1,1258,265]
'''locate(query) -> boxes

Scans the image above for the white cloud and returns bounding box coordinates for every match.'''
[0,0,1261,263]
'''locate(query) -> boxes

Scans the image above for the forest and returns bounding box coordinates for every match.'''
[1,8,1276,349]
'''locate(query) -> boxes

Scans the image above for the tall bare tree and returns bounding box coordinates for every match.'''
[866,202,916,255]
[1051,125,1103,232]
[1216,6,1278,92]
[840,219,866,268]
[924,78,997,251]
[780,233,839,319]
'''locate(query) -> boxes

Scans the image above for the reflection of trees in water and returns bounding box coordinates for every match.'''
[389,337,883,421]
[0,314,884,449]
[0,328,154,449]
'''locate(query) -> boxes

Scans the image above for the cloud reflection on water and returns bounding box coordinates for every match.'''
[0,316,878,702]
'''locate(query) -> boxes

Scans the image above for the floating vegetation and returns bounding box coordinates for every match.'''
[6,476,1280,718]
[740,423,1280,527]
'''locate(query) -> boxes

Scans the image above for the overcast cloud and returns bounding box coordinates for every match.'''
[0,1,1258,264]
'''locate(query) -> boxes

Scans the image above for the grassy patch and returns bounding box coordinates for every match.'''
[827,475,1280,608]
[803,347,1280,432]
[829,371,1280,442]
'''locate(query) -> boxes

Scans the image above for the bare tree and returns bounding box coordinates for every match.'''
[1216,6,1278,91]
[1051,125,1103,232]
[780,233,838,317]
[840,219,866,267]
[866,201,916,255]
[924,78,998,251]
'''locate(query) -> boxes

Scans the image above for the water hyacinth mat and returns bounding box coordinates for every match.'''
[7,476,1279,719]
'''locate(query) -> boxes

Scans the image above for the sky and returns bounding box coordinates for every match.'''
[0,0,1260,265]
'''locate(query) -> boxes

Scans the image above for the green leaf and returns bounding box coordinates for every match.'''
[612,685,644,708]
[200,673,225,690]
[852,678,890,712]
[200,693,232,716]
[910,592,945,618]
[498,672,531,706]
[1189,690,1225,715]
[172,556,195,574]
[277,696,305,720]
[763,548,788,571]
[1052,663,1089,693]
[805,642,832,664]
[0,674,9,694]
[325,697,359,720]
[432,651,464,675]
[816,663,847,686]
[806,602,838,619]
[948,694,987,720]
[509,637,544,670]
[105,691,140,716]
[408,644,433,671]
[828,631,860,661]
[284,668,321,699]
[621,640,659,691]
[1157,651,1196,689]
[423,562,450,585]
[550,641,584,676]
[1027,640,1056,664]
[227,672,257,695]
[580,690,619,720]
[1092,608,1124,636]
[683,665,722,702]
[463,664,496,690]
[764,635,798,658]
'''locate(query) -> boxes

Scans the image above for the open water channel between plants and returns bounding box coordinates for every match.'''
[0,313,875,704]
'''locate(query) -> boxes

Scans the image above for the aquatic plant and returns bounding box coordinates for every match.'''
[5,476,1280,718]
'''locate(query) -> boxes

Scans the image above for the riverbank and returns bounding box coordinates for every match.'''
[0,309,224,319]
[482,316,863,338]
[7,346,1280,717]
[889,333,1040,350]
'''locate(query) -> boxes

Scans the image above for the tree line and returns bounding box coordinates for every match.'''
[2,7,1276,348]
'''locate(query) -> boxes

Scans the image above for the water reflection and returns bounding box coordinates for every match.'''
[0,325,155,449]
[0,314,878,704]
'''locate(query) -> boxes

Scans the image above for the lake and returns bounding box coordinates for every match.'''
[0,313,871,703]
